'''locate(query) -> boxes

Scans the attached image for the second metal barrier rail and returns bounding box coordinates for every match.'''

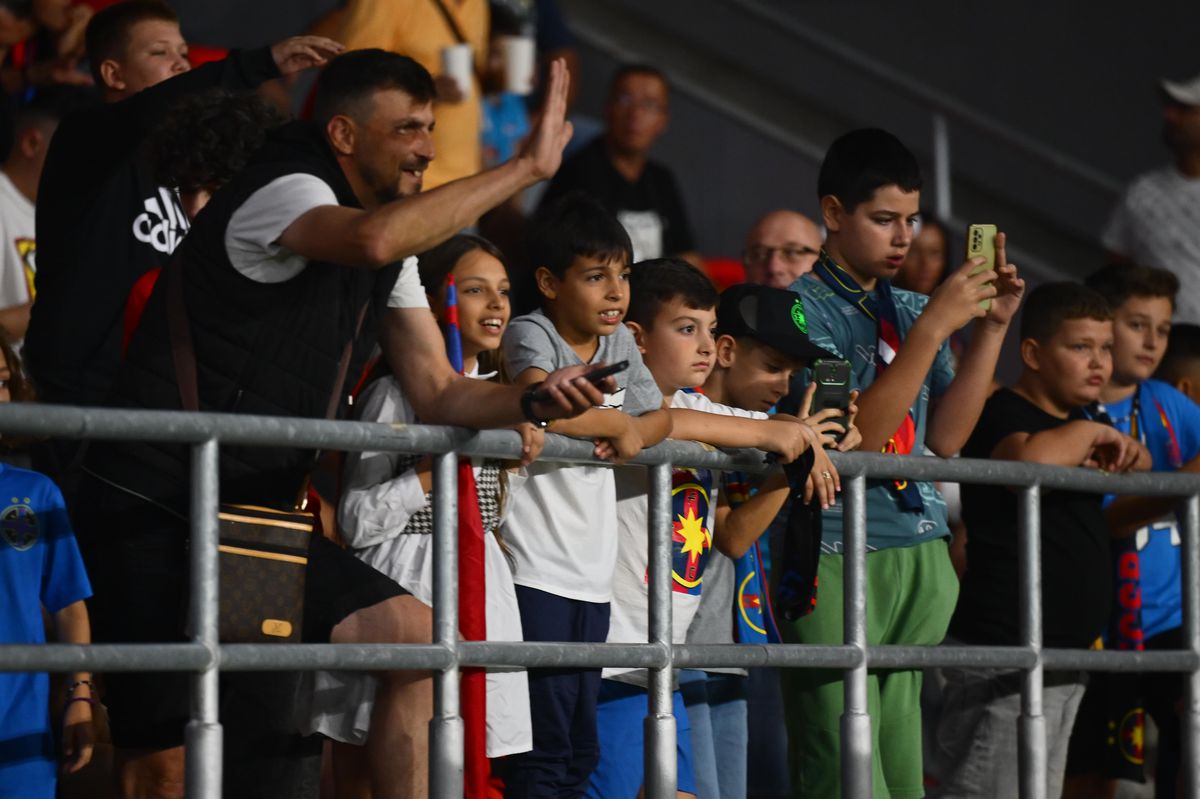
[0,402,1196,799]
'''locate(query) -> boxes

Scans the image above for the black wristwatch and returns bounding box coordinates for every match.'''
[521,382,551,428]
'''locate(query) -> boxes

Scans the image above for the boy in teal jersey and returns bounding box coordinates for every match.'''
[782,128,1025,798]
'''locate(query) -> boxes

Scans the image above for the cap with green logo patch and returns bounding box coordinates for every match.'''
[716,283,833,362]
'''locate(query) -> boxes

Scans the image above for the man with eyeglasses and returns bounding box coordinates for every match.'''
[539,63,700,267]
[742,209,823,289]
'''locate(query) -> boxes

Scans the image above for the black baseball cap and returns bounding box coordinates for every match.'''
[717,283,833,361]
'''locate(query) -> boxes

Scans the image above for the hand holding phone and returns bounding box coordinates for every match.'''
[809,359,851,445]
[530,360,628,404]
[965,223,997,312]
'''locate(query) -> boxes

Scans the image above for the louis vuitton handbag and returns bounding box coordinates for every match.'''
[165,257,366,643]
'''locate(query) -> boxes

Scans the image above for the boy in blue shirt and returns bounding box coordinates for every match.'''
[1063,265,1200,798]
[0,463,94,799]
[783,128,1025,798]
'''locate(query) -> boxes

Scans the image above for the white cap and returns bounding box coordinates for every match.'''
[1162,74,1200,106]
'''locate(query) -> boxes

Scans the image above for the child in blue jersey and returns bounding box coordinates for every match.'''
[1062,265,1200,798]
[0,339,94,799]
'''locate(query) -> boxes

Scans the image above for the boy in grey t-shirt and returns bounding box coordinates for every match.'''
[499,194,670,797]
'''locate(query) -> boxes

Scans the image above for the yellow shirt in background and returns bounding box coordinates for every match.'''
[336,0,488,189]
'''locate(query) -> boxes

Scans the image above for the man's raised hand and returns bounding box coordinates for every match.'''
[517,57,574,182]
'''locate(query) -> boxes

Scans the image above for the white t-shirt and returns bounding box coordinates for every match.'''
[302,370,531,758]
[223,173,428,309]
[0,172,34,315]
[605,389,765,682]
[1102,165,1200,324]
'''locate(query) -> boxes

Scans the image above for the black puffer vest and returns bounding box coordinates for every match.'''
[90,121,401,512]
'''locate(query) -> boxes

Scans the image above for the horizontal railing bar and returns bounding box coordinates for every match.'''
[866,646,1036,670]
[838,451,1199,496]
[458,642,671,669]
[673,644,862,669]
[5,641,1196,674]
[0,643,213,671]
[221,644,453,671]
[0,404,1196,496]
[1041,648,1200,672]
[0,403,773,474]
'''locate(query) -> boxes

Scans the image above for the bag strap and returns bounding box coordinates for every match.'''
[430,0,470,45]
[166,254,199,412]
[165,255,369,419]
[429,0,486,86]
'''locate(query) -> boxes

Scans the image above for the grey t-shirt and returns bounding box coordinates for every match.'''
[683,549,745,676]
[504,309,662,415]
[1102,165,1200,324]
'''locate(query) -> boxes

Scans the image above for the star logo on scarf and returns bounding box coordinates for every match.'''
[675,506,708,559]
[670,478,712,594]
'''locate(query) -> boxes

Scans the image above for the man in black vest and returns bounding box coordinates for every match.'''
[78,49,606,799]
[25,0,342,493]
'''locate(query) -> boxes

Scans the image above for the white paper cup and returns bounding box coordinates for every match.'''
[499,35,536,95]
[440,43,473,98]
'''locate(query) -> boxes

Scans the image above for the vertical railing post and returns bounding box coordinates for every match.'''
[185,438,221,799]
[1018,485,1046,799]
[644,462,675,799]
[841,474,871,799]
[1182,494,1200,799]
[932,112,952,223]
[430,452,463,796]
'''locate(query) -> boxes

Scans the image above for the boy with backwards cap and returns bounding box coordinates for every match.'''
[680,278,862,799]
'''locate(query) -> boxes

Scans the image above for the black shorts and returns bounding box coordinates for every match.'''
[76,480,406,750]
[1064,627,1185,782]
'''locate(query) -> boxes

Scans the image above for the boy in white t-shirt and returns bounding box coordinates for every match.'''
[499,193,672,797]
[584,261,844,798]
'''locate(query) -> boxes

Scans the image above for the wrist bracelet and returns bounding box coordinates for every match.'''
[520,383,550,429]
[64,696,95,709]
[65,679,93,696]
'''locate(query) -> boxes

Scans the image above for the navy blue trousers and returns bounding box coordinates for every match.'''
[501,586,610,799]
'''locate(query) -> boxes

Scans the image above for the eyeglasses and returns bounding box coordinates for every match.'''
[743,245,819,266]
[612,94,666,114]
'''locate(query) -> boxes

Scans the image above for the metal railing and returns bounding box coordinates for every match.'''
[0,402,1197,799]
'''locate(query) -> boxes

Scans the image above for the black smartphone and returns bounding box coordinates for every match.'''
[811,359,851,443]
[580,360,629,386]
[530,360,629,403]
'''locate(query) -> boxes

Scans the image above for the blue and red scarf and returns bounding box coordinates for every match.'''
[723,472,782,644]
[812,251,923,512]
[442,276,490,798]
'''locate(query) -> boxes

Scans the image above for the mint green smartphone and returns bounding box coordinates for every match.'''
[965,223,996,312]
